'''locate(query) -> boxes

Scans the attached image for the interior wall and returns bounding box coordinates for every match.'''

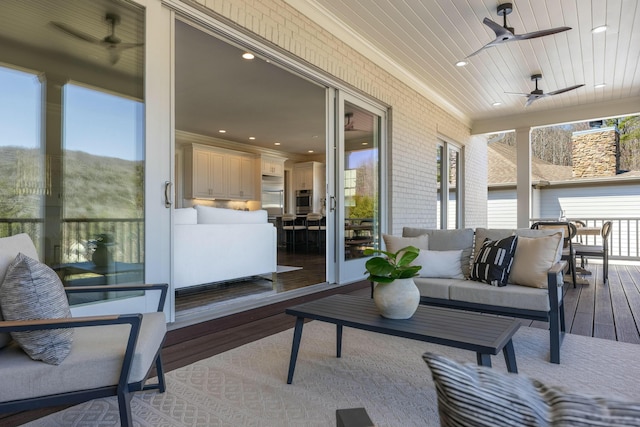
[185,0,480,235]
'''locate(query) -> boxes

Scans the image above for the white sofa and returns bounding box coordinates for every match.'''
[173,206,277,289]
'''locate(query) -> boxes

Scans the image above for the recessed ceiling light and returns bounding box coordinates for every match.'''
[249,136,256,140]
[492,101,502,107]
[274,142,281,146]
[591,25,607,34]
[218,129,226,133]
[361,142,368,145]
[455,60,468,67]
[594,83,606,89]
[242,52,255,60]
[308,150,314,153]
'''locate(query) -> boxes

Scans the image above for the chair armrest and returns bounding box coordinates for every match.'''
[547,261,566,287]
[64,283,168,312]
[0,314,144,390]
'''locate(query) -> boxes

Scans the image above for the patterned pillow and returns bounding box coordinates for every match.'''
[423,352,640,427]
[0,253,73,365]
[470,235,518,287]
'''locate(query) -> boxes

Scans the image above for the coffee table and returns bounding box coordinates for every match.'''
[285,294,520,384]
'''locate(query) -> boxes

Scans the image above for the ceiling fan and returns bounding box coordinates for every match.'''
[506,74,584,107]
[465,2,571,58]
[51,13,143,65]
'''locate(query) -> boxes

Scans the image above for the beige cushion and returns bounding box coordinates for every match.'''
[382,234,429,254]
[413,277,457,300]
[509,233,563,288]
[0,311,166,403]
[515,228,564,263]
[403,228,474,278]
[449,279,551,311]
[0,234,39,350]
[0,253,73,364]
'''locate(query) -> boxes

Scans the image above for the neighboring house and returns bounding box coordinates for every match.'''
[487,127,640,259]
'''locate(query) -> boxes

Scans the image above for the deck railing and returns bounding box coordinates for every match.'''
[0,218,144,264]
[530,217,639,261]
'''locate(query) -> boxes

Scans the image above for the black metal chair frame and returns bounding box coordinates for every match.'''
[0,283,168,427]
[574,221,612,285]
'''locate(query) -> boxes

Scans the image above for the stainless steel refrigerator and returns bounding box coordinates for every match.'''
[261,175,285,218]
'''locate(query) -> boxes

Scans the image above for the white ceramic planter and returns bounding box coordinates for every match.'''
[372,277,420,319]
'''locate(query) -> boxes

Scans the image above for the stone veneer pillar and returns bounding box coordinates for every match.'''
[571,127,620,178]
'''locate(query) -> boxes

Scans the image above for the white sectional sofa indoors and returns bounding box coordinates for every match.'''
[382,227,567,364]
[173,206,277,290]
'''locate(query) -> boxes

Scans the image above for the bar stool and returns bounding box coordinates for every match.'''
[306,212,325,252]
[282,214,306,252]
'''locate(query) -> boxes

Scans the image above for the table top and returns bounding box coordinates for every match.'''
[286,294,520,355]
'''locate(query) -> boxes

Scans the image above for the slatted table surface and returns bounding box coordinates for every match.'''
[285,294,521,383]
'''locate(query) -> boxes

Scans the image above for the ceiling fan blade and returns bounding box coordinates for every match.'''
[504,91,530,96]
[50,22,101,44]
[108,49,121,65]
[524,97,537,107]
[547,84,585,96]
[108,42,144,51]
[514,26,571,40]
[482,17,514,40]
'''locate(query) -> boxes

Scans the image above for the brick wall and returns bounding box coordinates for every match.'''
[189,0,485,232]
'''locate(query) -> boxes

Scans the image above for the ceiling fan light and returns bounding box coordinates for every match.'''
[492,101,502,106]
[591,25,607,34]
[455,60,468,67]
[242,52,255,60]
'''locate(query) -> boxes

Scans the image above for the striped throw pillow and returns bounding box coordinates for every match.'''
[423,352,640,427]
[0,253,73,365]
[470,235,518,287]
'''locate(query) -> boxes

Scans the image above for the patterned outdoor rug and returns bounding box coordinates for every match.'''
[22,321,640,427]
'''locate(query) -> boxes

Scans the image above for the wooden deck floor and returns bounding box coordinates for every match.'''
[3,264,639,426]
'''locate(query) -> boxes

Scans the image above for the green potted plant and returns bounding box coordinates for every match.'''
[364,245,422,319]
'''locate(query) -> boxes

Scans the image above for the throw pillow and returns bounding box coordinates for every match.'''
[416,249,464,279]
[0,253,73,365]
[402,228,474,278]
[382,234,429,255]
[470,235,518,287]
[0,233,40,350]
[423,352,640,427]
[509,233,563,288]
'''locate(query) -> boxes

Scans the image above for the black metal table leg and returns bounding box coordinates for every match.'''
[287,317,305,384]
[336,324,343,358]
[476,352,492,367]
[502,340,518,373]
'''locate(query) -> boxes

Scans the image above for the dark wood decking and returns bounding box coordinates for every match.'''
[3,263,639,426]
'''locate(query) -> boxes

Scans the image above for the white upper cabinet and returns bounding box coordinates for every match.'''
[184,143,256,200]
[261,155,285,177]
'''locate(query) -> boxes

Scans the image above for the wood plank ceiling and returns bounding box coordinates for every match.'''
[286,0,640,132]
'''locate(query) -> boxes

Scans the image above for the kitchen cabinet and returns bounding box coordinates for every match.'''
[184,143,256,200]
[261,155,285,177]
[293,161,325,212]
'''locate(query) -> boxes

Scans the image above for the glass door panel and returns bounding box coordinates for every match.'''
[0,0,146,308]
[337,95,384,283]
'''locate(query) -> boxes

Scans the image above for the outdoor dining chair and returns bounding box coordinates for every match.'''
[573,221,612,285]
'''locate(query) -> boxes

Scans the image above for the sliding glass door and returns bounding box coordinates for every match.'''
[336,93,386,283]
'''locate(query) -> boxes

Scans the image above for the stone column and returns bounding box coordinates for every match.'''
[571,127,620,178]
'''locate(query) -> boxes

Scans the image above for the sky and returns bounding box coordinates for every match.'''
[0,66,142,161]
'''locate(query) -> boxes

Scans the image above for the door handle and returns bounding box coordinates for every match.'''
[164,181,173,208]
[329,195,337,212]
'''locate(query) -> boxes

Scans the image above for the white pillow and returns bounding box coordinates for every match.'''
[382,234,429,254]
[416,249,464,279]
[174,208,198,225]
[195,206,267,224]
[509,232,563,288]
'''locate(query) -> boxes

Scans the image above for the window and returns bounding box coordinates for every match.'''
[436,141,462,229]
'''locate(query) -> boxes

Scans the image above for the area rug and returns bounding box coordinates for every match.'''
[22,323,640,427]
